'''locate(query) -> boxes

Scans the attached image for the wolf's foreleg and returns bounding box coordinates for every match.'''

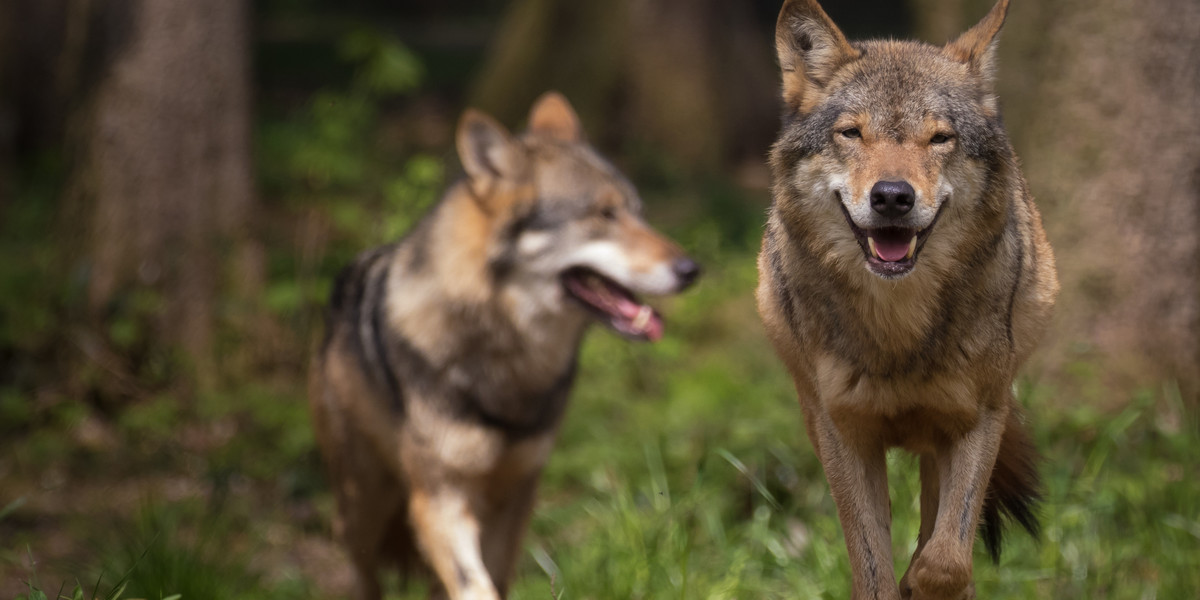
[906,399,1009,600]
[813,408,901,600]
[409,485,502,600]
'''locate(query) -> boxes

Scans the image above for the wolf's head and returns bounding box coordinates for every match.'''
[454,93,700,341]
[771,0,1015,280]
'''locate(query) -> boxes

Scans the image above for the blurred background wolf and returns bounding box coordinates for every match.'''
[311,92,698,599]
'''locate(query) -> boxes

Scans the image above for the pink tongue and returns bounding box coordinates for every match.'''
[615,297,642,319]
[615,297,664,341]
[873,237,910,262]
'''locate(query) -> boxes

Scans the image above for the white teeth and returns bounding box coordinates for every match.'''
[631,305,652,331]
[906,236,917,259]
[867,237,879,259]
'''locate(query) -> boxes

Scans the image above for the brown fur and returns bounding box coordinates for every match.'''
[757,1,1058,599]
[311,93,698,599]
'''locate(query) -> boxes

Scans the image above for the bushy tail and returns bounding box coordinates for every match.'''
[980,407,1042,562]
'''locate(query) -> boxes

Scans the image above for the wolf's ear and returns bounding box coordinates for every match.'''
[776,0,859,113]
[528,91,583,142]
[457,109,526,197]
[944,0,1009,88]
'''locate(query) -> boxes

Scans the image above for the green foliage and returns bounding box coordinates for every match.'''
[258,28,424,196]
[0,158,77,389]
[14,579,165,600]
[339,29,424,96]
[196,383,322,497]
[256,27,441,329]
[13,540,174,600]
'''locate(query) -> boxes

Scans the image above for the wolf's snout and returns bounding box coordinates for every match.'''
[870,180,915,218]
[672,257,702,290]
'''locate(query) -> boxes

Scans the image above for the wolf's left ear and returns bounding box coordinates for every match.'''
[457,109,526,198]
[528,91,583,142]
[944,0,1009,91]
[776,0,859,114]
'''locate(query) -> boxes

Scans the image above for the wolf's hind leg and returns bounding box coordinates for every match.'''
[320,404,397,600]
[900,454,941,599]
[480,473,540,597]
[340,479,404,600]
[339,481,399,600]
[409,485,502,600]
[349,558,382,600]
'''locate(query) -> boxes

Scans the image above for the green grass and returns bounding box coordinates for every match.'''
[5,242,1199,600]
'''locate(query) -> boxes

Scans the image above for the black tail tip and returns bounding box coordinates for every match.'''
[980,483,1042,563]
[979,415,1042,563]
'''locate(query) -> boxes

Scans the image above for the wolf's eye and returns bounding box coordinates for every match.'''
[600,206,617,220]
[930,133,953,144]
[840,128,862,139]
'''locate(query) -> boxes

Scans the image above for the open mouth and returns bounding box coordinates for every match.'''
[839,202,944,278]
[561,267,663,341]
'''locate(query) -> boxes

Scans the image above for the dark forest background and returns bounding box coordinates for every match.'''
[1,0,1198,598]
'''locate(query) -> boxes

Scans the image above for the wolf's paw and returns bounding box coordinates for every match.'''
[457,586,502,600]
[900,568,974,600]
[906,548,973,600]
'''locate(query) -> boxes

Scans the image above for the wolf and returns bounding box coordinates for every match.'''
[309,92,700,600]
[756,1,1058,598]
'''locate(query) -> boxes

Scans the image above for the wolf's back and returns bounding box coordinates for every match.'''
[321,244,406,413]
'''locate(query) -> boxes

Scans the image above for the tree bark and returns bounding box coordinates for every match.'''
[0,1,12,211]
[2,0,69,208]
[75,0,259,385]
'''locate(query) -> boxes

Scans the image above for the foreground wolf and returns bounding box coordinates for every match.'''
[756,1,1058,598]
[310,93,700,599]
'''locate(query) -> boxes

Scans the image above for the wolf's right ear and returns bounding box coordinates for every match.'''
[944,0,1008,91]
[776,0,859,114]
[528,91,583,142]
[457,109,526,198]
[943,0,1009,114]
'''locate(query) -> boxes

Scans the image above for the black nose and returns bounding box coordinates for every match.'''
[672,257,701,289]
[870,180,916,218]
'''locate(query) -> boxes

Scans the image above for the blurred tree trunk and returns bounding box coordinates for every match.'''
[0,1,12,210]
[470,0,778,170]
[73,0,261,386]
[4,0,75,162]
[1,0,70,208]
[914,0,1200,400]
